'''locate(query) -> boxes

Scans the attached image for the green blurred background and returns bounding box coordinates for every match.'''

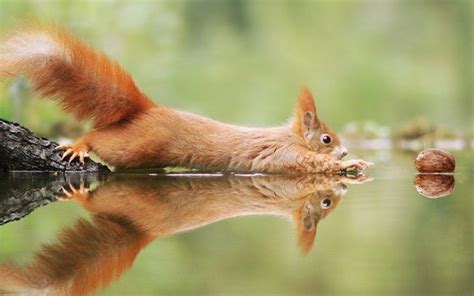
[0,1,473,294]
[0,0,472,138]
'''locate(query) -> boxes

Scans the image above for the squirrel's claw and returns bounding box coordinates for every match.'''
[341,159,374,172]
[60,148,73,161]
[79,152,89,164]
[55,144,89,165]
[68,152,78,164]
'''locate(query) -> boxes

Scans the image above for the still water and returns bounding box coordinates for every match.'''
[0,151,472,295]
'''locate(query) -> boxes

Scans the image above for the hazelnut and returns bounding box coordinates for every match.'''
[414,174,455,198]
[415,148,455,173]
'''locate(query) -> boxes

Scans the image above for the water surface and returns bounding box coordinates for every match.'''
[0,151,472,295]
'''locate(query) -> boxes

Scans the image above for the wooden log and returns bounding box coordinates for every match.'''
[0,119,109,172]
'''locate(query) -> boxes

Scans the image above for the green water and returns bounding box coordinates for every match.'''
[0,151,472,295]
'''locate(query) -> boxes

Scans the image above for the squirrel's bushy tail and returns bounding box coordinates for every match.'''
[0,26,155,128]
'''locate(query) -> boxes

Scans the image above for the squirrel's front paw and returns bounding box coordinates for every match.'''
[340,159,374,172]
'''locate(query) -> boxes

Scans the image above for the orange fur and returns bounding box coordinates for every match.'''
[293,86,317,135]
[0,215,151,296]
[0,174,353,295]
[0,26,154,128]
[0,26,372,173]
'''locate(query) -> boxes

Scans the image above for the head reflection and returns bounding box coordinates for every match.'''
[0,174,370,295]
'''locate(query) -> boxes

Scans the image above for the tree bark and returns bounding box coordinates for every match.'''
[0,119,109,172]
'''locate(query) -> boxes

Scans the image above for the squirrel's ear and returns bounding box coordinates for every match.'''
[292,86,320,136]
[293,201,318,255]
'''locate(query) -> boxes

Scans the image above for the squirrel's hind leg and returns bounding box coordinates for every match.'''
[55,136,91,165]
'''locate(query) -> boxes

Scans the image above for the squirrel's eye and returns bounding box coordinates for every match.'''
[321,198,332,209]
[320,134,332,145]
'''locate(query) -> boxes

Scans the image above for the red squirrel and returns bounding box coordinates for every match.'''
[0,26,372,173]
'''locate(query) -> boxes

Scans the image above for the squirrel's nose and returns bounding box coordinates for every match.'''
[341,147,348,158]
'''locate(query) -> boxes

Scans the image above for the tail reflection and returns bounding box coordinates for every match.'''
[0,174,370,295]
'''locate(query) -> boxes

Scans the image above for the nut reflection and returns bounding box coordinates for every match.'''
[414,174,455,198]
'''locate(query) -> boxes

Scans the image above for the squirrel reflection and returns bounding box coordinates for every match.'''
[0,174,370,295]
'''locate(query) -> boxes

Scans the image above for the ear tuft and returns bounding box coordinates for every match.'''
[299,86,316,112]
[298,226,317,255]
[293,204,317,255]
[293,86,318,135]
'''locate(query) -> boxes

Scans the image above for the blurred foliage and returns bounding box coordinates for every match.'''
[0,0,472,138]
[393,117,435,140]
[393,117,465,140]
[342,121,390,139]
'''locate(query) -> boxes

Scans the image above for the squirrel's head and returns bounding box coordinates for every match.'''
[292,87,347,159]
[292,183,346,254]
